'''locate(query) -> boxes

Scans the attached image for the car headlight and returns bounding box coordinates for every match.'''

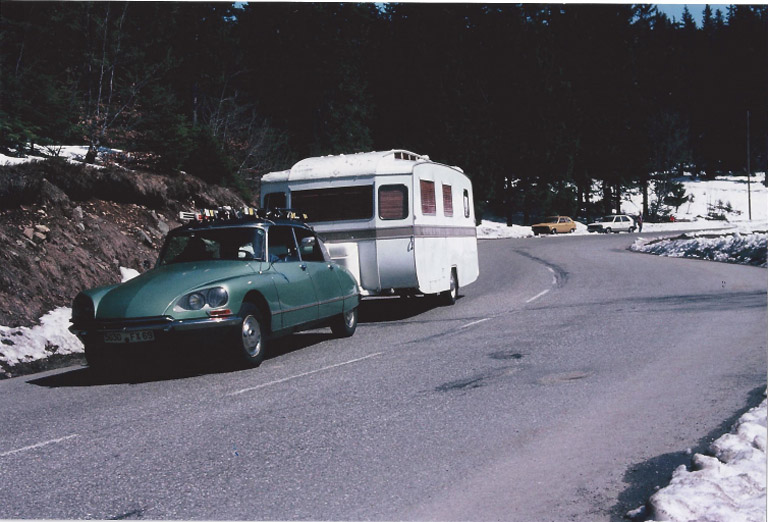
[176,287,229,311]
[206,287,228,308]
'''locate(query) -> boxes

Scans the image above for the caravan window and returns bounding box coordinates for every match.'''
[379,185,409,220]
[442,185,453,217]
[420,180,436,215]
[463,189,470,218]
[292,185,373,222]
[264,192,287,210]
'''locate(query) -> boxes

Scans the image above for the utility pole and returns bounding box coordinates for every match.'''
[747,110,752,220]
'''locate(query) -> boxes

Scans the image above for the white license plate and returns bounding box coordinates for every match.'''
[104,330,155,344]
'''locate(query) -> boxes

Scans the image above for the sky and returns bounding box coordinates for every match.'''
[653,4,731,24]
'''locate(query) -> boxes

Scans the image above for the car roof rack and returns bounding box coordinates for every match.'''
[178,206,308,225]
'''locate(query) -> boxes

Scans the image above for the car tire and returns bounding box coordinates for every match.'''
[569,228,575,233]
[604,227,611,233]
[629,226,636,233]
[550,228,557,234]
[231,303,266,368]
[330,306,358,337]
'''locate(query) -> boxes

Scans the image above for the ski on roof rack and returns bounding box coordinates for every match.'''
[178,206,307,224]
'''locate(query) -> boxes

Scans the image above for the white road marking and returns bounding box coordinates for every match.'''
[461,318,492,329]
[547,267,557,285]
[0,434,79,458]
[228,352,384,396]
[526,289,550,303]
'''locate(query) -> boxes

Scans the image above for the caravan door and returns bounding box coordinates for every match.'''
[375,179,418,291]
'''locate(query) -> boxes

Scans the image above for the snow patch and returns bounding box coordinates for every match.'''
[120,266,140,282]
[642,396,767,522]
[631,232,768,267]
[0,266,139,371]
[0,308,83,367]
[0,144,123,167]
[477,219,534,239]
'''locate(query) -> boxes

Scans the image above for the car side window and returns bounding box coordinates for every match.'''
[268,226,299,263]
[294,227,326,262]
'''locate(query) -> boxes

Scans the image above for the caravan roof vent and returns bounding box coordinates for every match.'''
[392,150,424,162]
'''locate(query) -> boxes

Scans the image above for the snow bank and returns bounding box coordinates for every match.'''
[0,307,83,368]
[0,267,138,372]
[642,396,767,522]
[477,219,534,239]
[0,144,122,167]
[631,232,768,267]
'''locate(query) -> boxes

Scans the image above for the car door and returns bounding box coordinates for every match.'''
[620,216,631,231]
[267,225,319,329]
[294,227,344,320]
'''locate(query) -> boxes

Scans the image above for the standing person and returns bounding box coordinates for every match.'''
[637,213,643,232]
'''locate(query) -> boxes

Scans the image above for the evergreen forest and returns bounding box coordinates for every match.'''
[2,2,766,222]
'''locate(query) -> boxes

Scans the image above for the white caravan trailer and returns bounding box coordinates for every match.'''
[260,150,479,302]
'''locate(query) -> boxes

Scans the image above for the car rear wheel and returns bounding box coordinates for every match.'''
[232,303,265,368]
[330,306,358,337]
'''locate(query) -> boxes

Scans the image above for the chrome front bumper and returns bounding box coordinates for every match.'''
[69,315,241,337]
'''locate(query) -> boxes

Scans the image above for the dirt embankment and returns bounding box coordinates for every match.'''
[0,159,248,328]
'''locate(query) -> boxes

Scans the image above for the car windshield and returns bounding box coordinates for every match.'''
[545,216,559,223]
[158,227,266,265]
[599,216,616,222]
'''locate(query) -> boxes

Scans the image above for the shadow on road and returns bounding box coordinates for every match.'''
[359,295,454,323]
[26,298,454,388]
[611,385,767,521]
[26,332,336,388]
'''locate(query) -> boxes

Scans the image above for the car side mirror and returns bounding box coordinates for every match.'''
[300,237,316,256]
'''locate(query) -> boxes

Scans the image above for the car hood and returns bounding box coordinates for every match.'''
[532,222,556,227]
[95,261,259,318]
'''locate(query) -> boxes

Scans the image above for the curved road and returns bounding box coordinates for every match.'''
[0,233,765,521]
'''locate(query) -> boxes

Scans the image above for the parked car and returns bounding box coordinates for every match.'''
[531,216,577,235]
[587,214,636,233]
[69,208,360,373]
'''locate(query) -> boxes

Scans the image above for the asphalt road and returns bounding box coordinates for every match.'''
[1,233,765,521]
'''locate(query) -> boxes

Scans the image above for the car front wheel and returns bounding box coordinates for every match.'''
[330,306,358,337]
[232,303,266,367]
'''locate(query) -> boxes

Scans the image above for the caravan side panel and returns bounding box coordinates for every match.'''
[412,164,479,295]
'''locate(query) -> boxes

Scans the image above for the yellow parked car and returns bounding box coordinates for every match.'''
[531,216,577,235]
